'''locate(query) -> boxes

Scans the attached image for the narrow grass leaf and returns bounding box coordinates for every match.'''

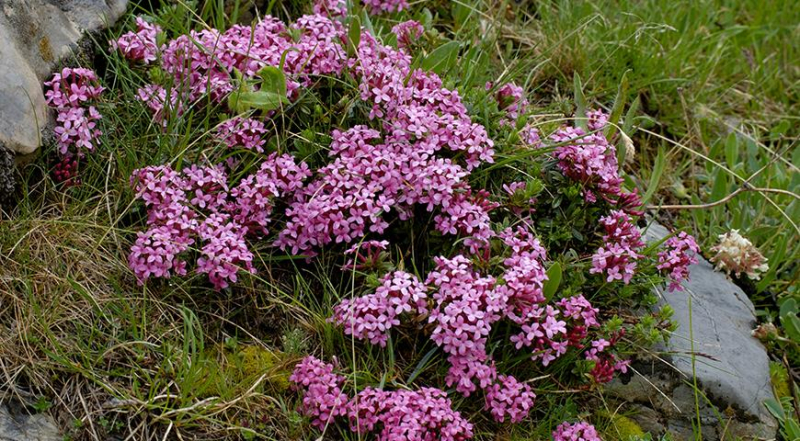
[641,147,666,205]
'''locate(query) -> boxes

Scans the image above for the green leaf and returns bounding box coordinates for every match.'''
[452,1,472,29]
[782,312,800,342]
[407,347,438,384]
[605,70,630,139]
[257,65,287,97]
[764,398,786,421]
[422,41,460,76]
[785,416,800,439]
[573,73,587,130]
[724,133,739,169]
[621,96,640,135]
[543,262,563,302]
[710,170,729,202]
[641,147,666,205]
[347,15,361,56]
[229,90,287,113]
[780,298,798,317]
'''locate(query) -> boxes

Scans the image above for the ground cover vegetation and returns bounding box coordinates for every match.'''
[0,0,797,440]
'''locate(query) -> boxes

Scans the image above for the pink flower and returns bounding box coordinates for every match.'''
[289,356,349,430]
[484,374,535,423]
[392,20,424,49]
[110,17,161,63]
[216,117,267,152]
[590,211,644,284]
[553,421,602,441]
[657,231,699,291]
[331,271,428,347]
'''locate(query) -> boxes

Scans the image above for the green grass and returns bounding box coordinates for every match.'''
[496,0,799,296]
[0,0,797,440]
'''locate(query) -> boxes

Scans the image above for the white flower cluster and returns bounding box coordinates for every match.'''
[710,230,769,280]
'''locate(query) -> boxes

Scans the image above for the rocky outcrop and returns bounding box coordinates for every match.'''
[606,223,777,440]
[0,401,60,441]
[0,0,128,155]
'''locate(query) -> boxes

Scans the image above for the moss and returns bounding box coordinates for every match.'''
[598,410,646,441]
[236,345,292,392]
[769,361,791,400]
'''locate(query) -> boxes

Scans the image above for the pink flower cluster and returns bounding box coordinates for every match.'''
[44,67,104,157]
[288,356,349,430]
[657,231,699,292]
[489,82,528,125]
[328,228,628,423]
[290,356,473,440]
[586,109,609,132]
[552,421,602,441]
[362,0,409,14]
[128,153,311,289]
[347,387,474,440]
[548,110,644,215]
[110,17,161,64]
[331,270,427,347]
[520,123,543,148]
[391,20,424,49]
[585,330,629,383]
[216,116,267,152]
[550,126,622,204]
[510,295,600,367]
[275,119,495,256]
[590,210,644,284]
[484,374,536,423]
[427,255,507,395]
[118,11,497,258]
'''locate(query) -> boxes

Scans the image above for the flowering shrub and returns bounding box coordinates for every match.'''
[112,2,701,438]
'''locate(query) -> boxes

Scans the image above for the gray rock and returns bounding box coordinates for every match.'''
[605,223,778,440]
[0,20,47,155]
[0,0,128,155]
[0,402,61,441]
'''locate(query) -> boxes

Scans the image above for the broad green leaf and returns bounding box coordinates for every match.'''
[573,73,587,130]
[641,147,666,205]
[779,298,798,317]
[257,65,287,97]
[229,90,287,113]
[422,41,460,76]
[782,312,800,343]
[419,8,433,30]
[543,262,562,302]
[764,398,786,420]
[710,170,729,202]
[347,15,361,56]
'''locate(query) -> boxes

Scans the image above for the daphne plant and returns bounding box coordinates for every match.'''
[112,0,700,437]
